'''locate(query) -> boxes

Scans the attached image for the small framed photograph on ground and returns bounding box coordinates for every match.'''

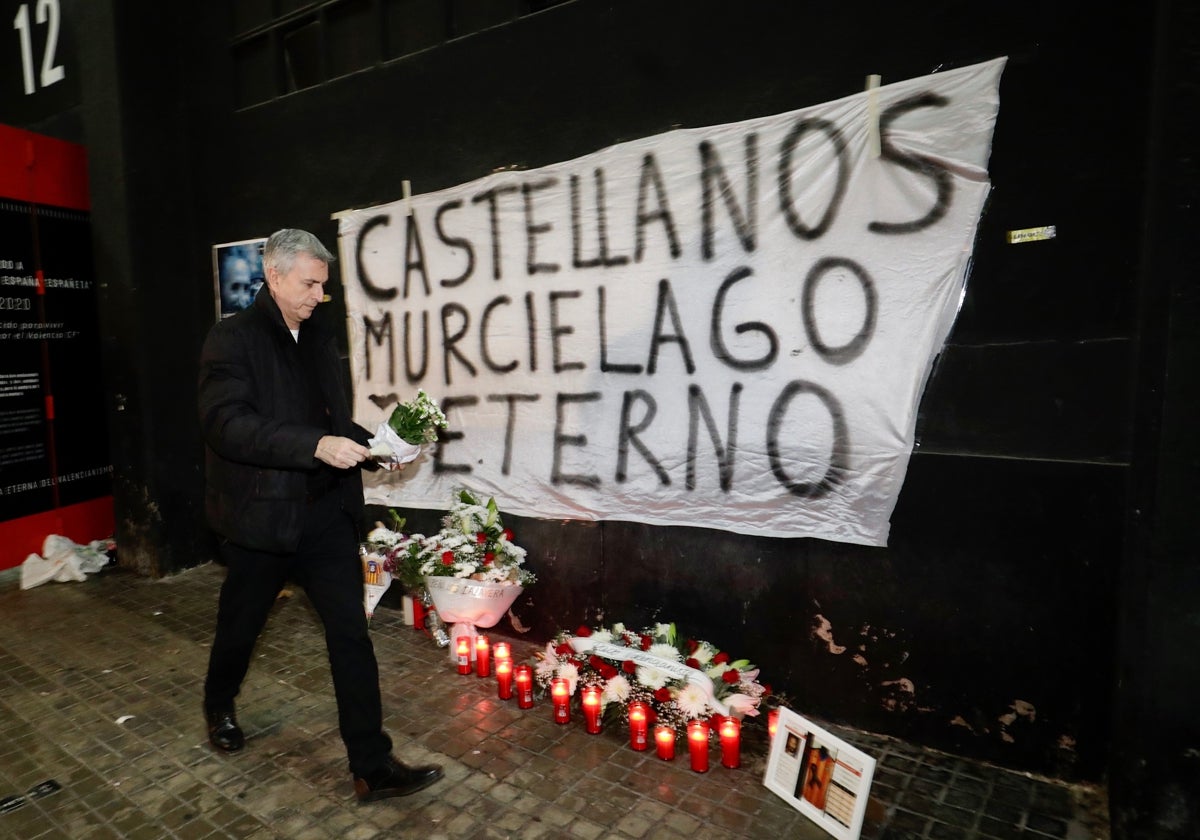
[212,238,266,320]
[763,708,877,840]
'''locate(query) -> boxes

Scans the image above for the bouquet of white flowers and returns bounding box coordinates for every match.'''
[368,390,448,465]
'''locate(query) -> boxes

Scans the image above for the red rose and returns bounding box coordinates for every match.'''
[687,639,699,654]
[600,664,619,679]
[622,660,637,674]
[476,531,487,544]
[555,642,574,656]
[712,651,730,665]
[576,626,593,637]
[589,655,605,669]
[763,684,772,695]
[685,658,699,670]
[441,551,455,566]
[640,635,652,651]
[503,528,514,541]
[722,669,740,684]
[654,687,671,703]
[484,552,495,565]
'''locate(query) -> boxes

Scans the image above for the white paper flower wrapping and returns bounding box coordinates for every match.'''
[368,422,423,463]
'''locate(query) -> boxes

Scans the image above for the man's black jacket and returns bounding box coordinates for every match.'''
[198,288,371,553]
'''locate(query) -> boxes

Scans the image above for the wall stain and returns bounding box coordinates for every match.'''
[810,613,846,654]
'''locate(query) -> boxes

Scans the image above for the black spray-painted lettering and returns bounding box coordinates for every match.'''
[700,133,758,260]
[552,392,601,487]
[523,177,560,276]
[480,295,518,374]
[635,153,681,262]
[778,118,848,241]
[357,105,954,301]
[524,292,538,372]
[372,254,873,389]
[647,278,695,375]
[550,289,585,373]
[710,266,778,372]
[571,169,630,270]
[432,382,848,495]
[687,382,741,491]
[802,257,877,365]
[598,286,642,374]
[403,213,431,298]
[356,215,396,301]
[472,183,520,280]
[767,380,848,498]
[616,390,669,485]
[402,310,428,383]
[435,199,474,287]
[432,394,476,475]
[487,393,541,475]
[870,92,953,234]
[440,303,477,386]
[362,312,395,383]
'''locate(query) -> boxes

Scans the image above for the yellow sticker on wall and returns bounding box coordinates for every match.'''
[1006,225,1057,244]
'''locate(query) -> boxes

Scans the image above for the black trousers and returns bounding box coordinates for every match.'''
[203,491,392,777]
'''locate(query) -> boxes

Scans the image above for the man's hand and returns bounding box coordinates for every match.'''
[315,435,371,469]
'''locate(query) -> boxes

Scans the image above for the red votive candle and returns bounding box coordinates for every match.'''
[768,709,780,739]
[551,678,571,724]
[475,635,491,677]
[515,664,534,709]
[654,724,676,760]
[719,716,741,768]
[455,636,471,675]
[628,702,649,751]
[493,640,512,666]
[687,720,710,772]
[582,686,602,734]
[496,658,513,699]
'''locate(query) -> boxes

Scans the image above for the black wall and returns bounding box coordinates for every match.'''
[15,1,1198,836]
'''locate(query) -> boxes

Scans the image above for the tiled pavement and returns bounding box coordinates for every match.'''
[0,563,1111,839]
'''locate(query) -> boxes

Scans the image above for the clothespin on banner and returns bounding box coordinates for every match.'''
[400,179,413,217]
[866,74,881,158]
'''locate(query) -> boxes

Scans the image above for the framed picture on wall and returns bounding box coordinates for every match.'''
[212,238,266,320]
[763,708,877,840]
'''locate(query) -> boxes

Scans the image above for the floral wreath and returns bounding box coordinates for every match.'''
[534,621,773,735]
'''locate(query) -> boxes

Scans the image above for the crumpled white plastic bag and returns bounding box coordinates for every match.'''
[20,535,111,590]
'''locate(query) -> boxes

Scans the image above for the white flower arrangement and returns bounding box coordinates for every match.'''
[534,620,773,735]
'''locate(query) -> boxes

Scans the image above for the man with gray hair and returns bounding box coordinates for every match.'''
[198,228,443,802]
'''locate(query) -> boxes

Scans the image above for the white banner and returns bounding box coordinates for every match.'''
[337,57,1006,545]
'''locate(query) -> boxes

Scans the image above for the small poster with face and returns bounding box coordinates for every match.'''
[212,238,266,320]
[763,708,877,840]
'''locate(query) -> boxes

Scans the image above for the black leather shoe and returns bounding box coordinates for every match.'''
[353,757,444,802]
[205,705,245,753]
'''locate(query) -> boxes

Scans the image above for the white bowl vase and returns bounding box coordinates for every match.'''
[424,575,523,664]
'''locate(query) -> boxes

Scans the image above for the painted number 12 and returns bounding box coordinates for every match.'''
[13,0,66,95]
